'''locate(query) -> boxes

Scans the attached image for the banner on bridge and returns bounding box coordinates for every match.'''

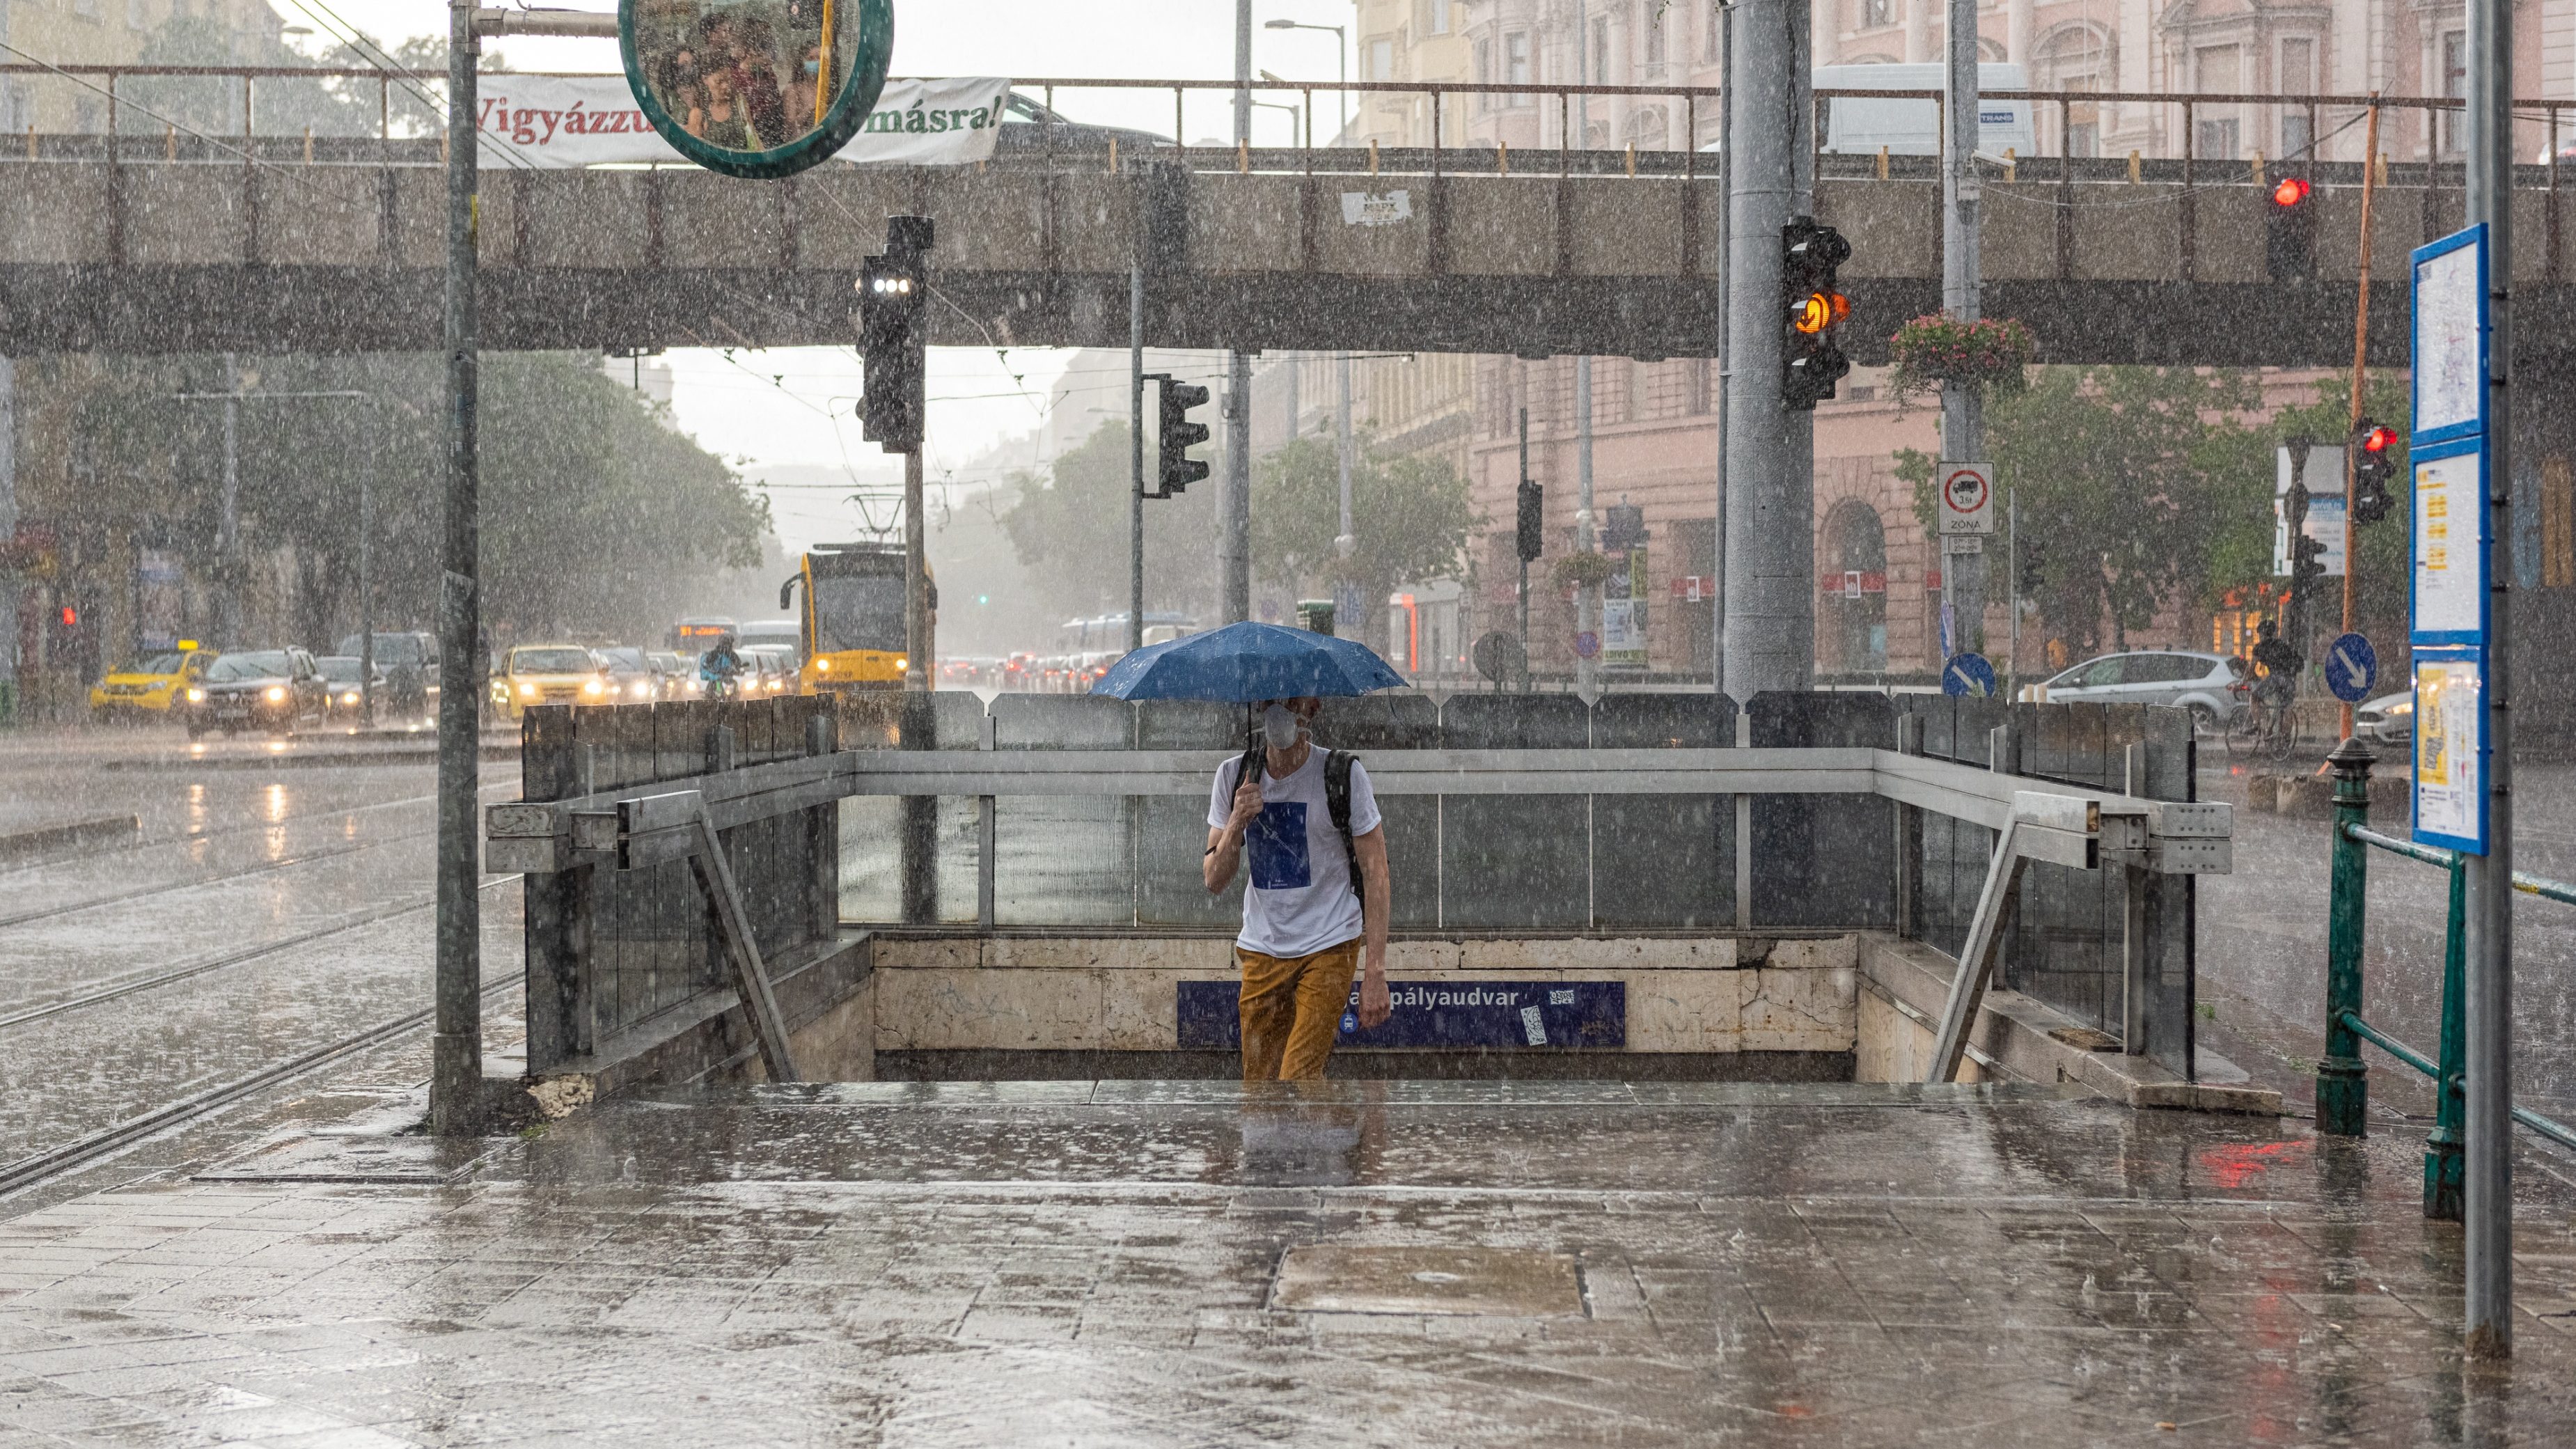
[476,76,1011,169]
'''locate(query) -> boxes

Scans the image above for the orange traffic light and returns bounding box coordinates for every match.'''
[1790,290,1850,335]
[2272,175,2311,207]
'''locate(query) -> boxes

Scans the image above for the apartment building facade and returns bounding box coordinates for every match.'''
[1304,0,2561,681]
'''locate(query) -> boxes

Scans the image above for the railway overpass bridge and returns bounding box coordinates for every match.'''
[8,137,2576,366]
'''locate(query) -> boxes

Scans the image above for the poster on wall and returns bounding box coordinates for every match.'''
[1602,547,1649,669]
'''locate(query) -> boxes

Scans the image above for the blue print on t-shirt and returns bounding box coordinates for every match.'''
[1248,801,1312,890]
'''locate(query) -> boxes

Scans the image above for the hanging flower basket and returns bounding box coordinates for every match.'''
[1886,313,2036,402]
[1550,551,1617,591]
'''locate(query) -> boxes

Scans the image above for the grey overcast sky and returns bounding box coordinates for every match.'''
[271,2,1359,549]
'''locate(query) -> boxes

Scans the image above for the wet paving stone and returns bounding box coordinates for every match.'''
[2,1082,2575,1445]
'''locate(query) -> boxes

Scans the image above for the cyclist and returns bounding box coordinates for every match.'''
[2249,619,2301,708]
[698,629,750,700]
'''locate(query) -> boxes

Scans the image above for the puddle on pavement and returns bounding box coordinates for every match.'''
[1271,1245,1586,1317]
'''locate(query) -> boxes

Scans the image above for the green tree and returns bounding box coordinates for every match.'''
[1250,434,1476,641]
[1901,366,2265,661]
[996,421,1220,625]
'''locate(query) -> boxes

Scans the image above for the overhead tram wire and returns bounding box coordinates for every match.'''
[272,0,549,173]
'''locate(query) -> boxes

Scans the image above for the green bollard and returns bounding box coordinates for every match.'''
[2316,736,2374,1136]
[2424,859,2468,1220]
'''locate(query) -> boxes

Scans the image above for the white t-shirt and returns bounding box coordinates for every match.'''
[1208,748,1381,958]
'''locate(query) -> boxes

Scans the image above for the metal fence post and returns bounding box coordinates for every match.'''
[2316,736,2373,1136]
[977,710,997,931]
[2426,857,2469,1219]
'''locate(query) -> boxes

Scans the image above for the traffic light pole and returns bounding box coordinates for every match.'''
[904,448,927,691]
[432,0,484,1136]
[2338,101,2383,743]
[1129,262,1145,655]
[2464,0,2516,1359]
[1518,406,1532,659]
[1718,0,1813,700]
[1222,0,1255,626]
[1941,0,1986,660]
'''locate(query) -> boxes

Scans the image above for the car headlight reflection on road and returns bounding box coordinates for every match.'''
[265,686,287,703]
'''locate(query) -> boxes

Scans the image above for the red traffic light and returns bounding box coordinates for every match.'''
[2359,423,2398,453]
[2272,176,2312,207]
[58,605,77,627]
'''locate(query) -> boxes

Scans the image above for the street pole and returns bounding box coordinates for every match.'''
[1223,0,1255,625]
[904,447,927,689]
[1130,263,1145,655]
[1575,356,1596,698]
[1941,0,1984,658]
[1718,0,1813,699]
[1573,0,1587,147]
[431,0,483,1137]
[1518,405,1532,657]
[359,430,374,728]
[219,352,241,644]
[0,355,16,726]
[2463,0,2515,1360]
[2339,99,2383,743]
[1335,351,1356,583]
[1709,0,1730,695]
[2005,487,2019,698]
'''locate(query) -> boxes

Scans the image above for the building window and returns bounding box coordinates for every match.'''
[127,0,149,29]
[2196,118,2240,160]
[1507,31,1532,106]
[1369,39,1395,81]
[1645,4,1666,65]
[2277,38,2316,156]
[1590,17,1610,83]
[2066,122,2098,158]
[1422,0,1450,38]
[1862,0,1894,29]
[1706,3,1722,63]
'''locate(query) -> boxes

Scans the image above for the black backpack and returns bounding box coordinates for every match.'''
[1232,744,1363,905]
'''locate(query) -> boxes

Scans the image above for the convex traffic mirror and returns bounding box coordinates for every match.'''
[620,0,894,178]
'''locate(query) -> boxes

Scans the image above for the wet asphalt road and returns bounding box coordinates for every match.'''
[0,726,521,1170]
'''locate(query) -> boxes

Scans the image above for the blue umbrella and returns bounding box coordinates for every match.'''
[1090,620,1407,703]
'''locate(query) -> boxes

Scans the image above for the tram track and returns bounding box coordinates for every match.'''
[0,876,517,1032]
[0,962,519,1200]
[0,830,434,931]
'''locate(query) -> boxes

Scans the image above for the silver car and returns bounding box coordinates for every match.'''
[2039,650,2243,730]
[2355,690,2414,746]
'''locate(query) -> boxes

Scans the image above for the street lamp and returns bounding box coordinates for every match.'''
[1249,96,1302,146]
[1264,17,1348,138]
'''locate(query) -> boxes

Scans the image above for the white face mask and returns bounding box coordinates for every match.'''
[1262,703,1303,750]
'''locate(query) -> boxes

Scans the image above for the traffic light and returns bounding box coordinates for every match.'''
[1780,216,1852,411]
[1516,477,1544,562]
[2352,417,2398,524]
[2267,175,2316,282]
[858,215,933,452]
[1151,375,1211,497]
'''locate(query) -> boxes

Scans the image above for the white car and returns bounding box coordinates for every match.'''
[2036,650,2245,730]
[2355,691,2414,746]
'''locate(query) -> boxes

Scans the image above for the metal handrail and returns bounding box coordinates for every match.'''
[2328,810,2576,1162]
[2346,822,2576,904]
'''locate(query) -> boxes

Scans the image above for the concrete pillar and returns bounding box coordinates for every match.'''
[1719,0,1814,699]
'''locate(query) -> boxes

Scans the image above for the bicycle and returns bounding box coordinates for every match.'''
[2225,683,2298,761]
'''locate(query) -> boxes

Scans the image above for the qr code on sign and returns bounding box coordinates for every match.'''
[1550,989,1576,1005]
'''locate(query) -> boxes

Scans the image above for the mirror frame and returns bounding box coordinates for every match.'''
[619,0,896,180]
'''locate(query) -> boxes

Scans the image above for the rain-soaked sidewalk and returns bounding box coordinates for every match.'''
[4,1081,2576,1446]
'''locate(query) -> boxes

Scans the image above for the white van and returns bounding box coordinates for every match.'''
[1813,63,2035,160]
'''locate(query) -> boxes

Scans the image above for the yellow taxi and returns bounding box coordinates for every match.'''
[490,644,609,721]
[88,644,213,721]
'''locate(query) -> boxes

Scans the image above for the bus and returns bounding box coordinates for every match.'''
[778,542,925,694]
[668,617,735,655]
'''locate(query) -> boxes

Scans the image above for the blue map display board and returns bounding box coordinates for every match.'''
[1177,980,1627,1051]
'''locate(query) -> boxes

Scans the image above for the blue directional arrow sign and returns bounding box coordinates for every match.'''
[1942,652,1997,698]
[2323,632,2379,704]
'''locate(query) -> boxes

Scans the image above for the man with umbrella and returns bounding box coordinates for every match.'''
[1204,695,1392,1079]
[1092,620,1404,1080]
